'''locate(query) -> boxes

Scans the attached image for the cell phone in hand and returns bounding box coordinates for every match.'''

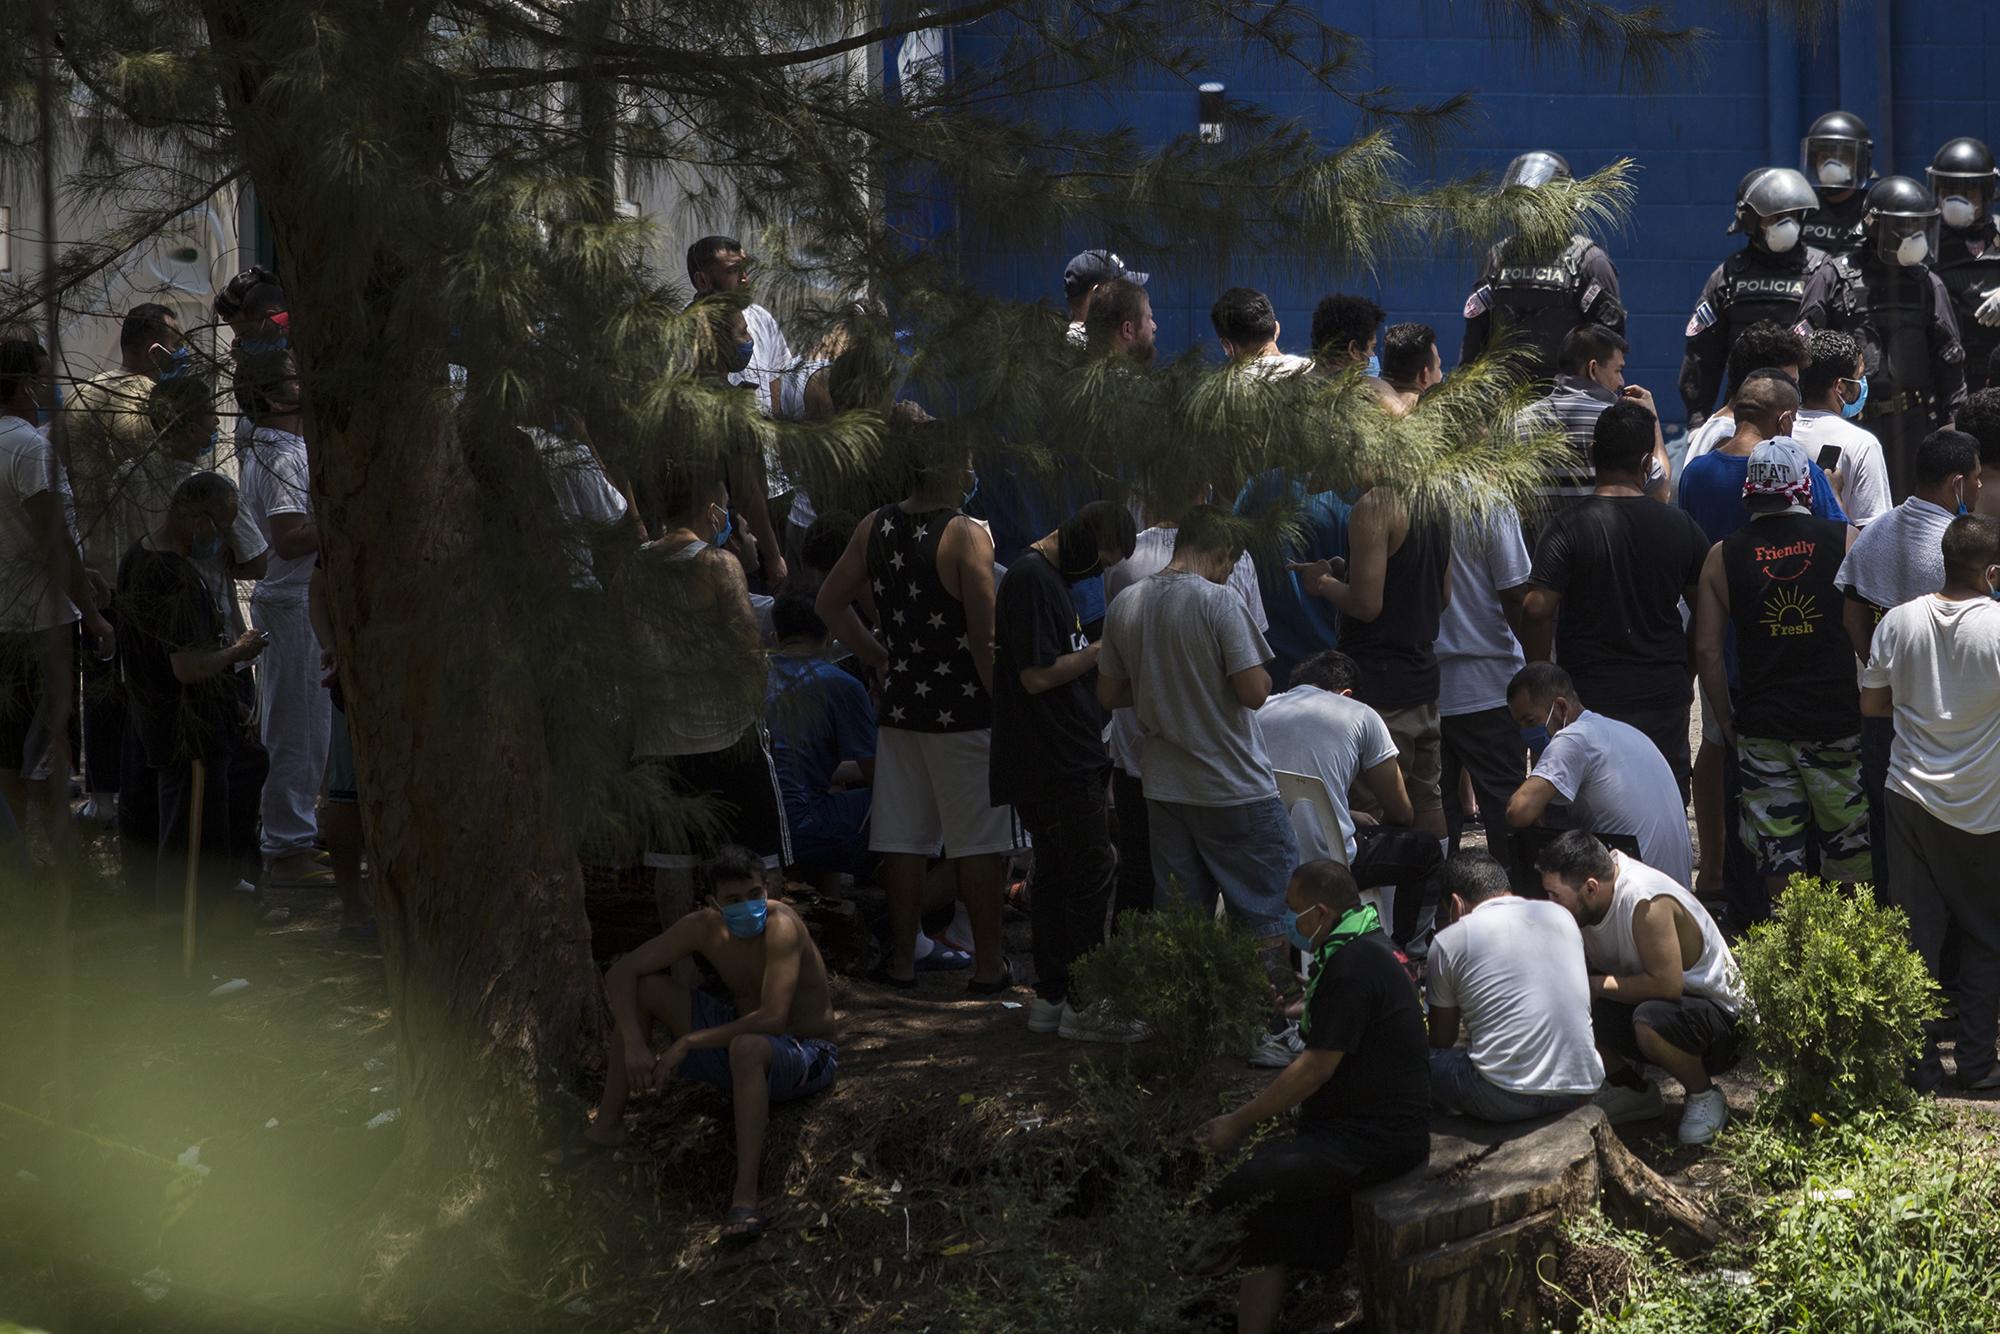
[1817,444,1843,472]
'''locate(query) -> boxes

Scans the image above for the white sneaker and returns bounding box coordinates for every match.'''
[1249,1022,1305,1069]
[1058,1000,1152,1044]
[1677,1088,1730,1145]
[1592,1079,1666,1126]
[1027,996,1064,1034]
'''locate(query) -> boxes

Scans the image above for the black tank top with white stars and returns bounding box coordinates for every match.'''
[866,503,991,733]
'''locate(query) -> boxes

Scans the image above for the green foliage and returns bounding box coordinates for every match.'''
[1576,1114,2000,1334]
[1071,903,1270,1077]
[1736,875,1941,1128]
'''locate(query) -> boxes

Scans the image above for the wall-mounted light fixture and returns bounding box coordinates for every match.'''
[1199,82,1225,145]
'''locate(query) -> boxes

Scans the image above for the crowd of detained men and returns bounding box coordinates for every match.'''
[5,227,2000,1333]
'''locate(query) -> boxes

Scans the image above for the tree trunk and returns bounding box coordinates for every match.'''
[203,1,603,1194]
[1351,1105,1718,1332]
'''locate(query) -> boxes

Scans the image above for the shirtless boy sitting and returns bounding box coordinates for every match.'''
[588,844,840,1241]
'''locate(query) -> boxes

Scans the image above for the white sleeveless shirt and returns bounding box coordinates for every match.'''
[1580,853,1746,1016]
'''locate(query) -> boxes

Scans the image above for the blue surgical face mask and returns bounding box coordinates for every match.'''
[1365,354,1381,378]
[1284,903,1323,954]
[719,897,768,939]
[202,426,221,461]
[34,381,61,429]
[961,468,980,509]
[710,502,734,548]
[156,344,193,381]
[192,520,224,562]
[1841,377,1869,419]
[728,339,756,375]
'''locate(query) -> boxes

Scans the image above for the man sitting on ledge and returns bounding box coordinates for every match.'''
[589,844,840,1242]
[1194,859,1429,1334]
[1426,851,1604,1123]
[1538,832,1746,1145]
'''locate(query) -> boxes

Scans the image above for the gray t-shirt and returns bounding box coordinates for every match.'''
[1835,496,1954,611]
[1100,570,1276,807]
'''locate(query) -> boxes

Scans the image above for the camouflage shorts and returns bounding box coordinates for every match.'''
[1736,734,1870,881]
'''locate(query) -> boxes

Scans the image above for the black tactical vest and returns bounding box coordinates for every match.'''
[1934,225,2000,374]
[1716,247,1824,344]
[1830,253,1935,397]
[1485,234,1598,379]
[1803,189,1868,258]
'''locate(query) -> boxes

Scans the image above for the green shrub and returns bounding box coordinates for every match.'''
[1071,902,1270,1076]
[1735,874,1940,1127]
[1578,1114,2000,1334]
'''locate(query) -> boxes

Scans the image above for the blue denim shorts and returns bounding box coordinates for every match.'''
[681,989,839,1103]
[1146,793,1298,938]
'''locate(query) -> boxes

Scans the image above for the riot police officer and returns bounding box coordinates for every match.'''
[1459,151,1624,383]
[1929,137,2000,387]
[1680,167,1832,424]
[1798,176,1967,498]
[1799,110,1874,259]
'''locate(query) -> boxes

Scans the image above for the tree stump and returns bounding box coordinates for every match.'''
[1351,1105,1716,1332]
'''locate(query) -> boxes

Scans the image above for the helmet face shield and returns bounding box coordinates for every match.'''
[1874,212,1941,267]
[1500,151,1571,191]
[1929,175,1993,227]
[1804,136,1870,189]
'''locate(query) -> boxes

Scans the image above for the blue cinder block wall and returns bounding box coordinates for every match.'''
[941,0,1993,430]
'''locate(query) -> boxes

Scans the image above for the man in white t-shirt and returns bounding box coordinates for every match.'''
[1259,650,1409,865]
[1504,663,1695,891]
[1792,330,1891,527]
[1860,514,2000,1093]
[1435,501,1531,881]
[0,337,114,829]
[234,351,331,887]
[1538,832,1746,1145]
[1427,851,1604,1122]
[1836,429,1982,904]
[1063,249,1148,347]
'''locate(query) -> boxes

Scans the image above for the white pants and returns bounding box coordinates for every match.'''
[250,590,329,859]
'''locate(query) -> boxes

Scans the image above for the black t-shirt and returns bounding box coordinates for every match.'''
[1299,931,1430,1154]
[1339,512,1451,710]
[1528,496,1710,713]
[115,540,236,767]
[989,549,1106,804]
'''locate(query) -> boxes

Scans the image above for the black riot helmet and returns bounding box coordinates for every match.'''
[1499,151,1572,191]
[1929,138,1999,230]
[1801,110,1874,191]
[1864,176,1941,268]
[1732,167,1819,254]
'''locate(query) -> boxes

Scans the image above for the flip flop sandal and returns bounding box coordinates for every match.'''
[720,1205,768,1244]
[914,945,973,972]
[866,965,918,990]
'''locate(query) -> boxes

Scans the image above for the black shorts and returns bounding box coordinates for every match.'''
[639,729,791,870]
[1592,995,1742,1075]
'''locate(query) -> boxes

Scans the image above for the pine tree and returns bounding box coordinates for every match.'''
[3,0,1821,1294]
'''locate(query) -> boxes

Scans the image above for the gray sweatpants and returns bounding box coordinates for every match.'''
[1886,793,2000,1086]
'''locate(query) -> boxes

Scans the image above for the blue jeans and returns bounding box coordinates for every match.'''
[1147,794,1297,938]
[1428,1048,1588,1124]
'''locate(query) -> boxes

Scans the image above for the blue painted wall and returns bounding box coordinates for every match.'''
[942,0,1994,430]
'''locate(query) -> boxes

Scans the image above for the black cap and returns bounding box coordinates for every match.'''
[1062,250,1148,300]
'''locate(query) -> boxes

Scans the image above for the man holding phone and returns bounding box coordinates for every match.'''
[1793,330,1893,527]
